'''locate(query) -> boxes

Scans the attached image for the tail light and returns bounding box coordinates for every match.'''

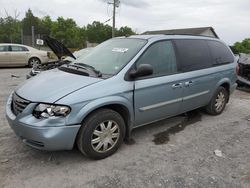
[236,63,240,75]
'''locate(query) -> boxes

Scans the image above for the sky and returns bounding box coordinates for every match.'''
[1,0,250,45]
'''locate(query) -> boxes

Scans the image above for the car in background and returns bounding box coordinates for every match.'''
[26,36,93,78]
[237,53,250,87]
[0,43,49,67]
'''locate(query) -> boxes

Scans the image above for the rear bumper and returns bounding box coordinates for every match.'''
[5,93,81,151]
[230,83,238,94]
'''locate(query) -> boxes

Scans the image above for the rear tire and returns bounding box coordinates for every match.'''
[28,57,41,67]
[77,109,125,160]
[205,86,229,115]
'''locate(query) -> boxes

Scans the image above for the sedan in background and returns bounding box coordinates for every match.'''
[0,43,49,67]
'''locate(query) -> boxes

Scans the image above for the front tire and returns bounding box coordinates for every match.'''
[205,86,229,115]
[77,109,125,160]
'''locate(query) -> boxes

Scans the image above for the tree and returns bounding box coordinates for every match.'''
[117,26,135,37]
[50,17,86,48]
[86,21,112,43]
[22,9,40,35]
[0,10,21,43]
[0,9,136,48]
[232,38,250,54]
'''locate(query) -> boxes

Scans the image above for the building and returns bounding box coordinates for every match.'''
[142,27,219,38]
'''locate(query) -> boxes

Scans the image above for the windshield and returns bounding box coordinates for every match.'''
[72,38,147,75]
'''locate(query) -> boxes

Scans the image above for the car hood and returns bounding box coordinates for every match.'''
[16,69,102,103]
[239,53,250,65]
[44,36,76,60]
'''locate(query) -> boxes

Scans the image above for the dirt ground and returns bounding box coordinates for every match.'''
[0,68,250,188]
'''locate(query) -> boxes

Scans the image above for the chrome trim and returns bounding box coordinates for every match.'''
[139,90,209,112]
[183,90,209,100]
[12,93,30,116]
[139,98,182,112]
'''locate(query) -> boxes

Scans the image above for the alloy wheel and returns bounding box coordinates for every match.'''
[215,91,225,113]
[91,120,120,153]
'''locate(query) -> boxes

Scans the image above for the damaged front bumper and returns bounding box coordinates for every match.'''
[5,93,81,151]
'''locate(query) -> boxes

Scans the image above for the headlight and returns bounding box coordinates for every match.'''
[33,103,71,118]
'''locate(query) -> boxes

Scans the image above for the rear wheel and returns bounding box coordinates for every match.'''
[205,86,229,115]
[28,57,41,67]
[77,109,125,160]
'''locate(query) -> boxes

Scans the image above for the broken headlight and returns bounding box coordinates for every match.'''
[33,103,71,118]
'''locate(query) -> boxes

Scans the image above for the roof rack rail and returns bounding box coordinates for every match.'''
[163,34,219,39]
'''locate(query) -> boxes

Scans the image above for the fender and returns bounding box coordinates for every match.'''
[73,95,134,126]
[208,78,231,100]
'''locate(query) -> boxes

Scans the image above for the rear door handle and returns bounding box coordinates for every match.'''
[172,83,182,89]
[184,81,194,87]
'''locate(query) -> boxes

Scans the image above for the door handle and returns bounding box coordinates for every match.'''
[172,83,182,89]
[184,81,194,87]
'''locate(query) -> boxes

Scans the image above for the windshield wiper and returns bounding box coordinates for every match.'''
[74,63,102,77]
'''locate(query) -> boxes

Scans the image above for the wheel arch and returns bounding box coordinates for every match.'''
[28,56,41,66]
[75,97,134,140]
[216,78,231,103]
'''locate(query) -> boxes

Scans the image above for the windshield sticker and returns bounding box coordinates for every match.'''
[112,48,129,53]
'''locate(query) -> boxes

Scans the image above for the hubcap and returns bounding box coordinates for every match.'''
[30,59,39,67]
[215,91,225,112]
[91,120,120,153]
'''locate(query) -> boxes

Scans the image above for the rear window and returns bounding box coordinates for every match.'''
[11,46,28,52]
[207,40,234,65]
[174,39,212,72]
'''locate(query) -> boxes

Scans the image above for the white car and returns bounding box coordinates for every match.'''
[0,43,49,67]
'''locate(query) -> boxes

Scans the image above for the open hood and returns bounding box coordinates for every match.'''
[44,36,76,60]
[239,53,250,65]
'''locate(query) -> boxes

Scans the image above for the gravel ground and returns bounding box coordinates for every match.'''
[0,68,250,188]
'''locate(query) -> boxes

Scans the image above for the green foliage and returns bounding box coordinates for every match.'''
[0,16,21,43]
[0,9,136,48]
[86,21,112,43]
[117,26,135,37]
[232,38,250,54]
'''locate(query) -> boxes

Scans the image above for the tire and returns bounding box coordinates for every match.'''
[205,86,229,115]
[28,57,41,67]
[77,108,125,160]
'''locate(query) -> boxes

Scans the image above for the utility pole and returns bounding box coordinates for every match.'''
[109,0,120,38]
[31,26,35,47]
[112,0,116,38]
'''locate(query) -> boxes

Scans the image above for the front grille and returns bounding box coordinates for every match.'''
[12,93,30,116]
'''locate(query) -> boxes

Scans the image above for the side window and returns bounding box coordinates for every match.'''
[207,40,234,65]
[11,46,28,52]
[174,39,212,72]
[136,41,178,76]
[0,46,8,52]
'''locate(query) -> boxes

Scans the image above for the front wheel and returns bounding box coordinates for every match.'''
[205,86,229,115]
[77,109,125,160]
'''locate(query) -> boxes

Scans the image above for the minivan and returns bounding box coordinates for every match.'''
[6,35,237,159]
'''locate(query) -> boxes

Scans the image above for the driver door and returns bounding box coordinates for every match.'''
[133,40,183,126]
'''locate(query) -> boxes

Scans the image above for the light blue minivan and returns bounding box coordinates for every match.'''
[6,35,237,159]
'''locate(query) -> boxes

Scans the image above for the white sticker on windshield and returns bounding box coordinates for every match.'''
[112,48,129,53]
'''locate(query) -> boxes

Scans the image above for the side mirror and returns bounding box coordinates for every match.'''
[129,64,153,78]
